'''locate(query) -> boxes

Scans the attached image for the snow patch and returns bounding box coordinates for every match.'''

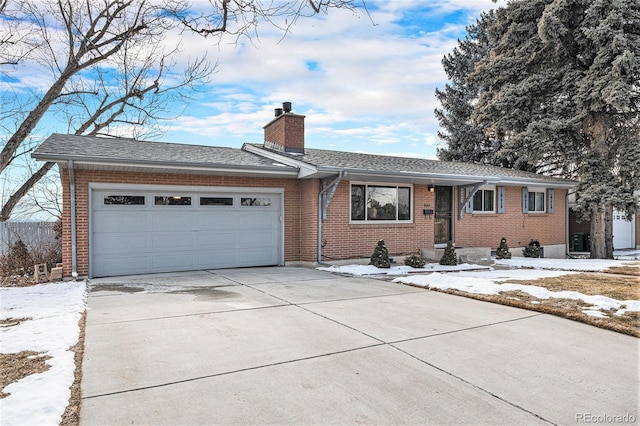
[0,281,86,426]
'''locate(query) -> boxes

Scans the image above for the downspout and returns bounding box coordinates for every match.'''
[317,171,346,265]
[67,160,78,280]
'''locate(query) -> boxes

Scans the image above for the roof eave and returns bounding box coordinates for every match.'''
[33,153,298,177]
[311,166,576,188]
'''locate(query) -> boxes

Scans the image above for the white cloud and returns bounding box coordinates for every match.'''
[4,0,499,160]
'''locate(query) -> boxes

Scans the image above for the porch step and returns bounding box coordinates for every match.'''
[421,247,493,265]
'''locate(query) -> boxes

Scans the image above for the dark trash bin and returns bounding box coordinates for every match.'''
[570,233,585,252]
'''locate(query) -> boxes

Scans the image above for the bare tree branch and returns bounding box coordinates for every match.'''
[0,0,366,221]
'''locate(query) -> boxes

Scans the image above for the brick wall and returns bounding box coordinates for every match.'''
[60,168,302,277]
[454,186,568,249]
[319,182,433,260]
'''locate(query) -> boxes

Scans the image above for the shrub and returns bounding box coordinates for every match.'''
[523,239,541,258]
[496,237,512,259]
[3,239,33,276]
[370,239,391,268]
[404,254,426,268]
[439,241,458,266]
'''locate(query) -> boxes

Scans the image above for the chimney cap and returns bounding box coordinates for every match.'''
[274,108,283,117]
[282,101,292,113]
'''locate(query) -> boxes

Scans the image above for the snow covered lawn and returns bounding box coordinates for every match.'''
[0,281,86,426]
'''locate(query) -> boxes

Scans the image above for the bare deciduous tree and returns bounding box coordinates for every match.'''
[1,0,362,221]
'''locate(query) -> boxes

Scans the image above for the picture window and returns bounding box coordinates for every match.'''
[351,184,411,222]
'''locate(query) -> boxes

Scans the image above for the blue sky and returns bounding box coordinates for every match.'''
[3,0,501,164]
[153,0,500,160]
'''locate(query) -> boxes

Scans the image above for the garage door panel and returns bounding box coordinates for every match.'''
[198,231,236,249]
[236,211,278,227]
[152,212,196,231]
[95,255,152,276]
[91,189,282,277]
[197,251,236,268]
[151,233,197,251]
[235,248,278,265]
[237,230,277,247]
[93,234,150,255]
[94,211,149,233]
[151,253,196,271]
[197,213,236,228]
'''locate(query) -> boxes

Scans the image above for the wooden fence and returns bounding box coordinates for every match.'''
[0,221,58,256]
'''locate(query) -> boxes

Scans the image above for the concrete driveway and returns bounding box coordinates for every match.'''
[81,267,639,425]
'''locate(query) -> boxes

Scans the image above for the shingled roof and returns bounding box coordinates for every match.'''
[33,133,575,188]
[244,144,575,188]
[33,134,297,177]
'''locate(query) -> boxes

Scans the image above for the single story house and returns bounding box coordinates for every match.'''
[33,103,576,278]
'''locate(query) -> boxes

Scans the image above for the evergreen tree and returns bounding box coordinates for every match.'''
[439,241,458,266]
[370,240,391,268]
[496,237,512,260]
[438,0,640,258]
[435,11,507,166]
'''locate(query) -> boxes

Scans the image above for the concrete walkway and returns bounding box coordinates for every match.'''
[81,267,639,425]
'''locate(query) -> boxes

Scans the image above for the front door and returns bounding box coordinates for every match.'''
[434,186,453,244]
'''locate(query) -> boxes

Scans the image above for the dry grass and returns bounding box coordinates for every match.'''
[606,264,640,276]
[0,351,52,398]
[507,272,640,300]
[422,271,640,337]
[61,311,86,426]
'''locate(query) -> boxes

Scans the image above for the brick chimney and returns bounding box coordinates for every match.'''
[263,102,305,154]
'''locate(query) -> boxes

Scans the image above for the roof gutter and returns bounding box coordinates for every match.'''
[67,160,78,280]
[314,167,576,189]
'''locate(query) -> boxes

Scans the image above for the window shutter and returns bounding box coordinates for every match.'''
[548,189,555,213]
[522,187,529,213]
[465,187,473,213]
[497,187,506,214]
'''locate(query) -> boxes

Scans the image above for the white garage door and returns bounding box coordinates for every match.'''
[613,211,635,249]
[90,188,283,277]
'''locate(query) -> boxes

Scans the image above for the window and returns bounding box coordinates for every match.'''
[351,184,411,222]
[528,190,546,212]
[154,196,192,206]
[241,197,271,206]
[472,188,495,213]
[200,197,233,206]
[104,195,145,205]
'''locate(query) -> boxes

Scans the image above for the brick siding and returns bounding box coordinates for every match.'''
[454,186,567,248]
[59,169,568,277]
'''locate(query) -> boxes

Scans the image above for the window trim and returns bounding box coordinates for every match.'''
[350,182,413,224]
[527,188,546,213]
[471,186,496,214]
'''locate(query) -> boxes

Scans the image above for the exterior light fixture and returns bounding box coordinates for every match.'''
[428,185,435,192]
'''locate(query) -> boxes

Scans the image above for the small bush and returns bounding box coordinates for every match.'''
[404,254,426,268]
[3,239,33,276]
[523,239,541,258]
[370,239,391,268]
[496,237,512,259]
[439,241,458,266]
